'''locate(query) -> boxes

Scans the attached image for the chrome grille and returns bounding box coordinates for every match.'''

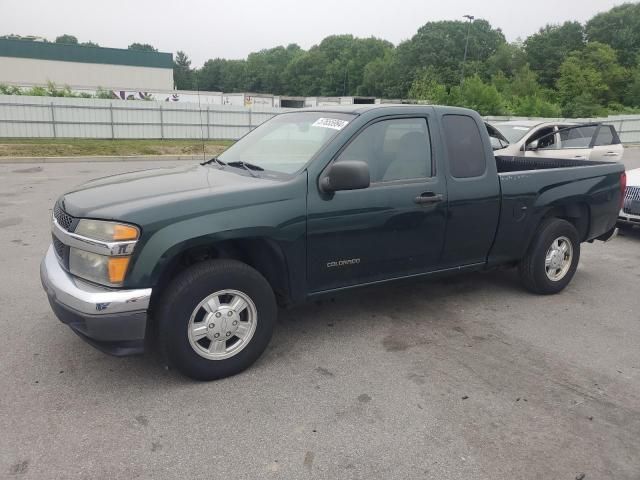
[623,186,640,215]
[53,236,66,258]
[52,235,70,269]
[53,202,76,232]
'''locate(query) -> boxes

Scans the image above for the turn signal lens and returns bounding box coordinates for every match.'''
[108,257,131,284]
[113,224,139,241]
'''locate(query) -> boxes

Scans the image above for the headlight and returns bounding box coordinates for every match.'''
[69,248,131,287]
[75,219,139,242]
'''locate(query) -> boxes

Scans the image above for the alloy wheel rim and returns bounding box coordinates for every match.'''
[544,236,573,282]
[187,289,257,360]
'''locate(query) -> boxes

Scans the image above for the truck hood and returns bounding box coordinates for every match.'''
[60,164,283,221]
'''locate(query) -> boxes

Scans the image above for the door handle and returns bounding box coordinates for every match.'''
[414,192,443,205]
[604,152,619,157]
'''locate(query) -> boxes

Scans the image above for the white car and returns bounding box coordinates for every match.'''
[619,168,640,229]
[489,121,624,162]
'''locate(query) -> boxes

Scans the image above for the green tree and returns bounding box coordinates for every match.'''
[245,44,302,94]
[409,73,505,115]
[627,53,640,107]
[524,22,584,88]
[197,58,248,92]
[580,42,629,105]
[557,42,629,116]
[281,48,325,95]
[557,55,608,117]
[586,3,640,67]
[360,51,406,98]
[511,95,561,117]
[484,42,527,79]
[455,75,505,115]
[396,19,506,92]
[173,50,194,90]
[55,34,78,44]
[495,65,561,117]
[128,43,157,52]
[408,68,449,103]
[80,41,99,47]
[278,36,392,97]
[0,84,24,95]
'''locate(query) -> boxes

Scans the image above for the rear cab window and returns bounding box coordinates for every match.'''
[442,115,486,178]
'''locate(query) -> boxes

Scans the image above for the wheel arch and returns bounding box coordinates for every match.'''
[149,236,293,310]
[523,201,590,255]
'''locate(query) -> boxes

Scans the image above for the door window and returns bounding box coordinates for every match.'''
[337,118,431,183]
[527,126,556,150]
[593,125,616,146]
[558,125,598,149]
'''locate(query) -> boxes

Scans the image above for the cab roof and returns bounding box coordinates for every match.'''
[293,104,475,115]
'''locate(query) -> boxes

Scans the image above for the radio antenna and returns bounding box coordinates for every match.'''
[195,77,206,163]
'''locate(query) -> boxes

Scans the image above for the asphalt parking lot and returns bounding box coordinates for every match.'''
[1,149,639,479]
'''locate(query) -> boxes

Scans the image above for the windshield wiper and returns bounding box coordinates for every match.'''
[226,161,264,177]
[201,157,226,168]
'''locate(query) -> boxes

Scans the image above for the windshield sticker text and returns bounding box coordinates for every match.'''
[312,118,349,130]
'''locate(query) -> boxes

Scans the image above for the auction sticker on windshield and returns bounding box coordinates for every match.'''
[312,118,349,130]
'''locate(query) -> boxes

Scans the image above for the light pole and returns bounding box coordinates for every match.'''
[461,14,475,86]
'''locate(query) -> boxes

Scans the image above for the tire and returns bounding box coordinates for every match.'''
[157,259,277,381]
[518,218,580,295]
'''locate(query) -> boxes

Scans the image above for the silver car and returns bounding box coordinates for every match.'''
[488,120,624,161]
[619,167,640,229]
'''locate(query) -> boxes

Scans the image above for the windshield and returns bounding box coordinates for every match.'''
[218,112,355,174]
[493,124,534,143]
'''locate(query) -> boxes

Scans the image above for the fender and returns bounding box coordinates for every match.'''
[124,194,307,292]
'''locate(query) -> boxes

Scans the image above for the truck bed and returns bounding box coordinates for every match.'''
[495,155,611,173]
[488,155,624,268]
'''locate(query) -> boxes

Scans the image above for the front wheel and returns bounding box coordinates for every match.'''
[157,259,277,380]
[519,218,580,295]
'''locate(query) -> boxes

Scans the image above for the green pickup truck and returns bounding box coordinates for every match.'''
[41,105,625,380]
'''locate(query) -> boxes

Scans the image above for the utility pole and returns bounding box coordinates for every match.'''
[461,14,475,86]
[343,68,348,96]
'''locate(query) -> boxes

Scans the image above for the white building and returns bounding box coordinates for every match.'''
[0,38,174,93]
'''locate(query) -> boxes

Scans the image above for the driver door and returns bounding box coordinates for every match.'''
[306,116,447,293]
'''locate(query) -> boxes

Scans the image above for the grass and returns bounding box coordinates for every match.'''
[0,138,233,157]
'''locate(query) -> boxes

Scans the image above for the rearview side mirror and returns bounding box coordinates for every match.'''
[320,160,370,192]
[525,139,539,151]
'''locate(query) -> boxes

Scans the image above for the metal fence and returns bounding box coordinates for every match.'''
[1,95,639,143]
[0,95,285,140]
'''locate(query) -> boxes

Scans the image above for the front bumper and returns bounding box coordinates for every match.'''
[618,209,640,226]
[40,245,152,356]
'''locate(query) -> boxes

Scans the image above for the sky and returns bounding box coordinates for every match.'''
[1,0,632,67]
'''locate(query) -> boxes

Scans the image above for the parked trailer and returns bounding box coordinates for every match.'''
[222,93,275,108]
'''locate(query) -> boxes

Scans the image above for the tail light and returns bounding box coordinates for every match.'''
[620,171,627,210]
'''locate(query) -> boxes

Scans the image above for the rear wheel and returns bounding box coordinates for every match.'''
[157,259,277,380]
[519,218,580,295]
